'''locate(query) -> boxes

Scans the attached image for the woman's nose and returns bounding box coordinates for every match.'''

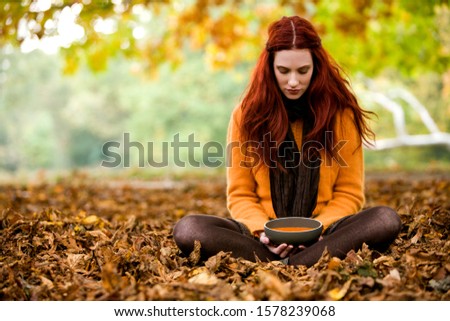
[288,75,299,87]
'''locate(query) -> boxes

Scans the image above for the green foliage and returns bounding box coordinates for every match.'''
[313,0,450,76]
[364,145,450,172]
[1,0,448,77]
[0,49,247,171]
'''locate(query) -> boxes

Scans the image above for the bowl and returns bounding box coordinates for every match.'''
[264,217,323,245]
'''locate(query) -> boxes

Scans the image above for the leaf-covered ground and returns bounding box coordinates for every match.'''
[1,171,449,300]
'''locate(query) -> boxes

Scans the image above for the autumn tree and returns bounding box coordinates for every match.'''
[1,0,448,79]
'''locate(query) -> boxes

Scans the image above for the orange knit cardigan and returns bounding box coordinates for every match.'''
[226,105,365,234]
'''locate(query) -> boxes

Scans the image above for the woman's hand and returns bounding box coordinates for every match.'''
[259,233,324,258]
[259,232,294,258]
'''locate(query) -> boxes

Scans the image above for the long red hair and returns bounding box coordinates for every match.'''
[240,16,374,167]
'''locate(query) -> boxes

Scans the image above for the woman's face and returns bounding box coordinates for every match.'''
[273,48,314,100]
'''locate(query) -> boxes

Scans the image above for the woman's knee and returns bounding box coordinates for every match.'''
[371,206,402,235]
[173,215,203,251]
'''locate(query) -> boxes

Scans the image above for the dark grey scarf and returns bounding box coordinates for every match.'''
[269,96,321,218]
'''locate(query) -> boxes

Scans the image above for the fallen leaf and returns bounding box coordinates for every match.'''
[188,267,219,285]
[328,279,353,300]
[81,215,99,226]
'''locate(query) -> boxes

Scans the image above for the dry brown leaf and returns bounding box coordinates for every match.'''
[256,269,290,300]
[188,240,202,265]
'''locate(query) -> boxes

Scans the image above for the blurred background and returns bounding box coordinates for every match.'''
[0,0,449,181]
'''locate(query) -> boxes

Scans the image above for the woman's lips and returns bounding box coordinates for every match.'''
[287,89,300,95]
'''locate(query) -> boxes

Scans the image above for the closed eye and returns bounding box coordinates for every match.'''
[276,65,311,75]
[277,67,289,74]
[298,67,310,74]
